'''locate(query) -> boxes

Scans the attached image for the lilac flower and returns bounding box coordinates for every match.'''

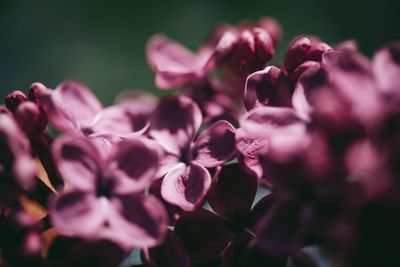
[141,229,190,267]
[0,114,36,206]
[49,135,168,250]
[34,81,149,139]
[174,164,279,266]
[244,66,293,111]
[149,95,236,211]
[146,27,238,89]
[284,36,332,81]
[236,106,310,179]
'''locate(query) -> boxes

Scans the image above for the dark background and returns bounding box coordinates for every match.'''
[1,0,399,105]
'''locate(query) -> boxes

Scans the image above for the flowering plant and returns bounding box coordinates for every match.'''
[1,16,400,267]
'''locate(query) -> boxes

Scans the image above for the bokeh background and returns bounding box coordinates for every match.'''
[1,0,400,105]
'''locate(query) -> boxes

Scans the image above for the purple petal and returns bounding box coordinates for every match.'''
[201,29,238,73]
[49,191,105,237]
[208,163,257,220]
[372,42,400,96]
[32,82,79,132]
[175,208,234,261]
[248,194,274,230]
[146,34,199,89]
[254,200,312,256]
[108,138,160,194]
[108,195,168,249]
[149,178,183,225]
[239,106,310,162]
[323,50,383,125]
[161,163,211,211]
[115,90,159,115]
[52,80,102,124]
[142,230,190,267]
[150,96,202,155]
[52,136,101,192]
[292,63,328,121]
[236,128,268,179]
[244,66,293,111]
[87,133,122,158]
[0,114,36,190]
[91,106,149,137]
[192,120,236,168]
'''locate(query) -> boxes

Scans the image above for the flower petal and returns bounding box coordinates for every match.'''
[87,133,121,158]
[208,163,257,221]
[32,82,79,132]
[52,80,102,125]
[146,34,199,89]
[115,90,159,115]
[49,191,105,237]
[372,42,400,97]
[108,138,160,194]
[192,120,236,168]
[175,208,234,261]
[323,50,383,125]
[52,136,101,192]
[142,230,190,267]
[244,66,293,111]
[239,106,310,162]
[235,128,267,179]
[161,163,211,211]
[254,200,311,256]
[150,96,202,155]
[107,195,168,249]
[91,106,149,137]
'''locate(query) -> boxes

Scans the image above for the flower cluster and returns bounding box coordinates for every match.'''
[1,16,400,267]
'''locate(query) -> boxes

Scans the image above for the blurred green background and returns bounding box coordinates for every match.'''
[1,0,399,105]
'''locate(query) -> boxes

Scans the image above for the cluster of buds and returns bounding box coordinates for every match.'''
[1,16,400,267]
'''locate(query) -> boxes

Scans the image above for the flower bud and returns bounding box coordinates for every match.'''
[14,101,47,135]
[5,90,28,112]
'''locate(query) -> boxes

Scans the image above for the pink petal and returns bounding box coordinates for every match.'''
[150,96,202,155]
[49,191,105,237]
[141,230,190,267]
[108,138,160,194]
[146,34,199,89]
[236,128,267,179]
[52,135,101,192]
[244,66,293,111]
[87,133,122,158]
[174,208,234,261]
[192,120,236,168]
[208,163,257,220]
[107,195,168,249]
[32,82,79,132]
[91,106,149,137]
[52,80,103,125]
[161,163,211,211]
[372,42,400,96]
[239,106,310,162]
[114,90,159,114]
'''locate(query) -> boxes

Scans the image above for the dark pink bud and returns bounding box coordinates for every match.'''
[258,17,283,46]
[237,27,274,73]
[14,101,47,135]
[5,90,28,112]
[284,37,312,73]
